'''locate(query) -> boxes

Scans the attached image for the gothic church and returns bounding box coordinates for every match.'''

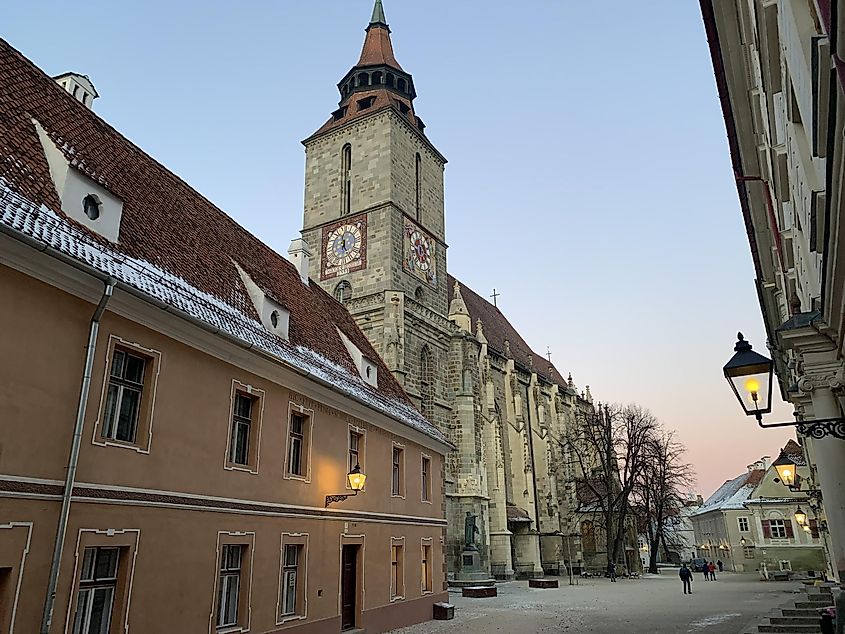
[301,1,596,579]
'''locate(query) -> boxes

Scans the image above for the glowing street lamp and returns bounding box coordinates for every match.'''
[773,453,799,489]
[326,464,367,507]
[794,507,807,526]
[723,333,774,420]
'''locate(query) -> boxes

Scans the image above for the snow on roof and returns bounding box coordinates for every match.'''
[0,183,448,447]
[693,469,765,515]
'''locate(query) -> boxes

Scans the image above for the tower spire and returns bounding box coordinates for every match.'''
[370,0,387,28]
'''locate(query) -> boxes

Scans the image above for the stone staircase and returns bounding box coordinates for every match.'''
[750,585,835,633]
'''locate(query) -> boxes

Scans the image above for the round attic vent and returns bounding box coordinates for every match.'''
[82,194,101,220]
[270,310,280,328]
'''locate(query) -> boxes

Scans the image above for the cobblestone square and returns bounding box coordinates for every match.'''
[390,572,806,634]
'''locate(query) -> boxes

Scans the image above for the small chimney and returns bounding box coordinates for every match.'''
[53,72,98,110]
[288,238,312,285]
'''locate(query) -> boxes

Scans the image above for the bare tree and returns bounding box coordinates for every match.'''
[636,430,694,573]
[563,403,658,569]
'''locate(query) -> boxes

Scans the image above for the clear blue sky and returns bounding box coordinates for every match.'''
[3,1,794,495]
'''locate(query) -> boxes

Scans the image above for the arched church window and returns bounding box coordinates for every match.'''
[372,71,383,85]
[414,286,424,302]
[334,280,352,303]
[386,72,395,88]
[420,345,434,423]
[415,153,422,220]
[340,143,352,215]
[358,73,370,87]
[397,78,407,93]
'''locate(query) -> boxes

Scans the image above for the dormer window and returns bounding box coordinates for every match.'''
[337,328,378,387]
[397,102,410,116]
[270,310,280,328]
[83,194,101,220]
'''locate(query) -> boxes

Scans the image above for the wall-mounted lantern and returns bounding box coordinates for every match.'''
[326,464,367,507]
[723,333,845,439]
[794,507,807,526]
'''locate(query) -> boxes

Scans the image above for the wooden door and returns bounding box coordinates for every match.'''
[341,545,358,630]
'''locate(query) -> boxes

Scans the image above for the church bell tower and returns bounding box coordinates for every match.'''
[301,0,449,322]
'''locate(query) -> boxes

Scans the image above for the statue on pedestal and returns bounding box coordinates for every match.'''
[464,511,480,550]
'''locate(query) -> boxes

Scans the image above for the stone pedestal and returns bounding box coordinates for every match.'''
[529,578,559,589]
[451,548,495,588]
[462,585,497,598]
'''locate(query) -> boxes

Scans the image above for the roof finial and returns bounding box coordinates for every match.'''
[371,0,387,26]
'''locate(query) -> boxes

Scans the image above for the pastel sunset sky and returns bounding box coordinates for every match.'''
[3,1,796,496]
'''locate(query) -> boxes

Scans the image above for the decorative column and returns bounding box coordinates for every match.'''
[797,363,845,580]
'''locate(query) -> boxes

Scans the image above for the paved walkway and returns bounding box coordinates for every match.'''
[389,571,806,633]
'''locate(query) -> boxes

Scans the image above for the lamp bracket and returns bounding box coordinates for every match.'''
[755,413,845,440]
[325,491,359,507]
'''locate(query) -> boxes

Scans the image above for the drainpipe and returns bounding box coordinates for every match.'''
[40,279,115,634]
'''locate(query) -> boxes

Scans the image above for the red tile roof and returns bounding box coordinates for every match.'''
[0,37,445,445]
[357,24,403,70]
[448,275,571,390]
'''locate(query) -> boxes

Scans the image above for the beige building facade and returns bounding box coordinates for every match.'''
[692,444,826,575]
[299,2,598,580]
[701,0,845,579]
[0,31,450,634]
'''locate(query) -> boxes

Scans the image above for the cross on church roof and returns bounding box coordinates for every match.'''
[546,347,552,364]
[490,288,500,307]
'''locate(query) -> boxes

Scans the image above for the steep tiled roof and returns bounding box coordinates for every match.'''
[693,469,765,515]
[358,22,403,70]
[448,275,570,390]
[778,439,806,466]
[0,37,446,446]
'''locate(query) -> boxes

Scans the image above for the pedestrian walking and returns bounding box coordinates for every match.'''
[717,559,723,573]
[708,561,717,580]
[679,563,693,594]
[701,562,708,581]
[608,561,617,582]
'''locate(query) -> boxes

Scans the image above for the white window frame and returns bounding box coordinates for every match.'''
[390,537,405,601]
[217,545,242,630]
[284,403,313,482]
[421,537,433,594]
[93,335,161,454]
[224,381,264,475]
[277,533,309,624]
[421,453,432,503]
[738,517,749,532]
[211,532,254,634]
[770,519,787,539]
[391,443,405,498]
[72,547,120,634]
[347,425,366,490]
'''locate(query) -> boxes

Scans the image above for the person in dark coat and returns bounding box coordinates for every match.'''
[701,562,709,580]
[717,559,724,572]
[608,561,617,582]
[679,563,693,594]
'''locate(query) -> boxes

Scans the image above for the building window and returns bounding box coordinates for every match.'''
[415,153,422,220]
[421,455,432,502]
[229,393,254,466]
[391,542,404,600]
[349,429,364,473]
[72,547,119,634]
[743,545,755,559]
[769,519,787,539]
[334,280,352,304]
[281,545,302,617]
[738,517,749,532]
[340,144,352,215]
[217,545,243,629]
[421,542,432,593]
[392,445,404,497]
[286,409,311,479]
[103,348,146,443]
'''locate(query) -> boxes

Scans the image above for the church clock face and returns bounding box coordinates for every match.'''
[403,219,437,287]
[321,216,367,280]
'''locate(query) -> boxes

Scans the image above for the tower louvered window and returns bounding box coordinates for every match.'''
[420,346,434,423]
[341,144,352,215]
[415,153,422,220]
